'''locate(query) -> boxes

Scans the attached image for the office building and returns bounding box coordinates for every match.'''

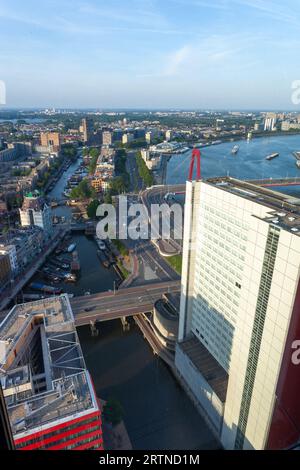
[40,132,61,152]
[264,113,277,132]
[0,227,46,272]
[19,193,53,236]
[81,118,94,143]
[102,131,113,146]
[113,129,124,142]
[0,245,18,275]
[165,130,173,141]
[0,254,11,291]
[0,142,32,163]
[122,133,134,145]
[176,177,300,450]
[0,295,103,450]
[145,129,161,144]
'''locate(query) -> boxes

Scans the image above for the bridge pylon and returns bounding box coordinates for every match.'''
[89,320,99,337]
[121,317,130,332]
[188,148,201,181]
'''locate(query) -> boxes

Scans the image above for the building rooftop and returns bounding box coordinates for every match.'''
[205,177,300,236]
[21,194,48,212]
[0,295,98,439]
[179,336,229,403]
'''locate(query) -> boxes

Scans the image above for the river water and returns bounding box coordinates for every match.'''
[167,134,300,199]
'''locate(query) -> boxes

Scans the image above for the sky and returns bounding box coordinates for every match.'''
[0,0,300,109]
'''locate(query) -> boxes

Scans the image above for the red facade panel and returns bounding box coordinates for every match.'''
[266,279,300,449]
[14,410,103,451]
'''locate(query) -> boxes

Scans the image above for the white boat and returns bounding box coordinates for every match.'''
[232,145,239,154]
[296,160,300,169]
[266,153,279,161]
[67,243,76,253]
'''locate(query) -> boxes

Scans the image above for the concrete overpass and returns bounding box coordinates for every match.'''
[71,280,180,326]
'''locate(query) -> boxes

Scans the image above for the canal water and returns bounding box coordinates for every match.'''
[78,321,218,450]
[46,158,119,296]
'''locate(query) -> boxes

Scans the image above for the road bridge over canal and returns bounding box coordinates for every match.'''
[71,280,180,326]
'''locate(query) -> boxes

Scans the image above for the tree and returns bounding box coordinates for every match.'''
[136,152,154,187]
[70,178,96,200]
[87,199,100,219]
[61,143,77,161]
[103,193,112,204]
[89,148,99,159]
[103,398,124,427]
[88,154,98,174]
[109,176,128,195]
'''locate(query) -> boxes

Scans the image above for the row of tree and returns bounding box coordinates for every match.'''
[136,152,154,188]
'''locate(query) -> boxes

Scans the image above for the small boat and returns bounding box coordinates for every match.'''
[97,250,110,268]
[67,243,76,253]
[266,153,279,161]
[22,293,45,301]
[232,145,239,154]
[64,273,77,283]
[296,161,300,169]
[97,240,106,250]
[29,282,62,295]
[293,151,300,160]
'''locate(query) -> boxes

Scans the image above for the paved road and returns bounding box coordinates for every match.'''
[71,280,180,325]
[126,151,144,192]
[141,185,186,255]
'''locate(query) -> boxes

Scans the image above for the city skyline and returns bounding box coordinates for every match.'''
[1,0,300,109]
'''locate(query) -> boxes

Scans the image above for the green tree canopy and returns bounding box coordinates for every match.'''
[87,199,100,219]
[70,178,96,200]
[103,398,124,427]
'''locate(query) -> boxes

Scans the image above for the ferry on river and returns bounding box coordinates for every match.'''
[266,152,279,161]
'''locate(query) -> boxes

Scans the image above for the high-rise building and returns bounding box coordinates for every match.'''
[176,177,300,450]
[264,113,277,132]
[165,130,173,141]
[0,245,18,275]
[0,254,11,291]
[40,132,61,152]
[81,118,94,143]
[102,131,113,146]
[19,193,53,237]
[0,295,103,450]
[122,133,134,145]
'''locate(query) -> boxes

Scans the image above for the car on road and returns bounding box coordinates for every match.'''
[84,306,95,312]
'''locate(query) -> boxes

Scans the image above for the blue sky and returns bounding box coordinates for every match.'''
[0,0,300,109]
